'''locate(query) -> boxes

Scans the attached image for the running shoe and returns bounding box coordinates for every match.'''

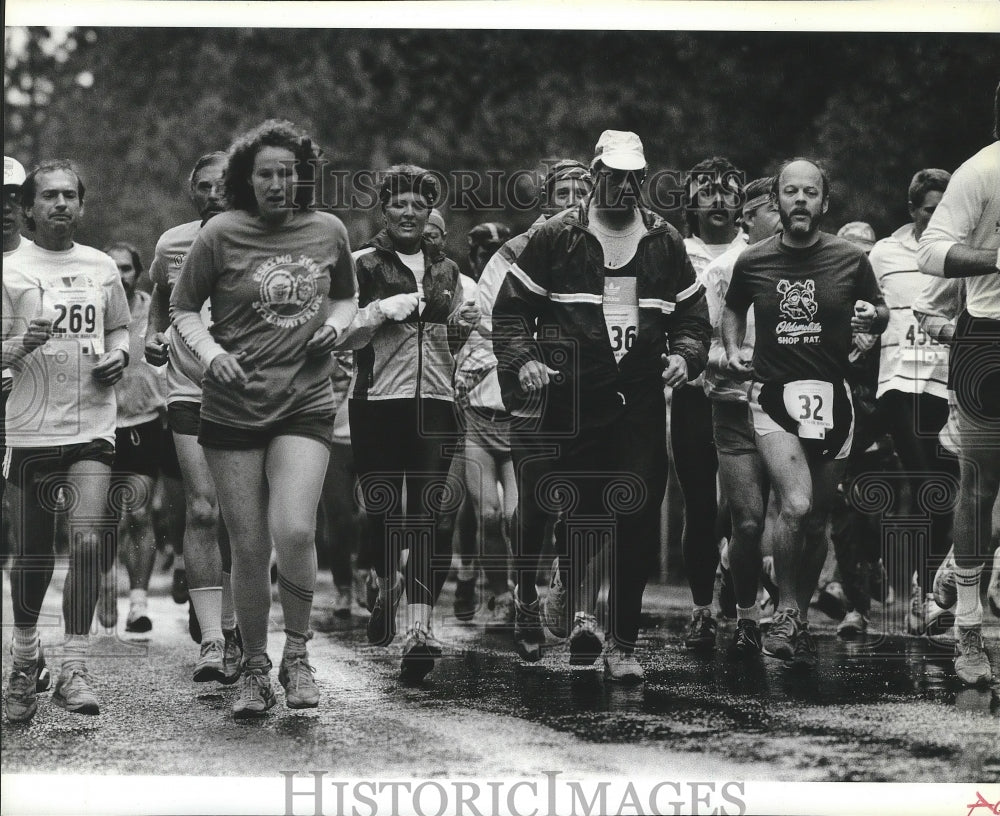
[399,621,442,682]
[188,601,201,644]
[954,625,993,687]
[126,602,152,634]
[568,612,603,666]
[762,608,800,660]
[485,591,516,631]
[10,644,52,693]
[924,596,957,647]
[603,644,644,683]
[933,549,956,610]
[718,563,737,620]
[789,623,818,671]
[541,557,568,638]
[232,657,276,719]
[279,653,320,708]
[684,607,718,652]
[726,619,762,660]
[836,610,868,639]
[193,639,226,683]
[222,628,243,685]
[52,666,100,715]
[331,585,352,620]
[4,660,38,723]
[815,581,847,622]
[171,568,189,604]
[453,575,477,622]
[513,589,544,663]
[367,573,403,646]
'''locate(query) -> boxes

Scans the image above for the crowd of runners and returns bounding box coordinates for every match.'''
[2,82,998,722]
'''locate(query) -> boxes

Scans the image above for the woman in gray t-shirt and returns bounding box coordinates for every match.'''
[171,119,357,719]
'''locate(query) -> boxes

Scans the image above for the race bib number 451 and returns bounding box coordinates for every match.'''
[782,379,834,439]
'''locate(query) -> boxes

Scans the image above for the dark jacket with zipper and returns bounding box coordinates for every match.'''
[492,198,710,429]
[339,230,469,402]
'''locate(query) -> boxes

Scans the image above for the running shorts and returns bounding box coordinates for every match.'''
[749,379,854,460]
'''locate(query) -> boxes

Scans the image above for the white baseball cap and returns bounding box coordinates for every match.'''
[4,156,27,188]
[592,130,646,171]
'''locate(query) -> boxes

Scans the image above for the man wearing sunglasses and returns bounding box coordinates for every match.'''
[493,131,710,682]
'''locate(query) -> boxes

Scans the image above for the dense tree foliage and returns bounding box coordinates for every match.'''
[4,28,998,270]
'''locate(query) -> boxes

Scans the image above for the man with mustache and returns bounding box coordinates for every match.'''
[494,132,710,681]
[702,175,783,658]
[677,156,747,652]
[721,158,888,670]
[916,81,1000,687]
[145,151,243,684]
[3,160,131,720]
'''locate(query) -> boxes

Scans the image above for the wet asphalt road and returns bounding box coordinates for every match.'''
[1,567,998,784]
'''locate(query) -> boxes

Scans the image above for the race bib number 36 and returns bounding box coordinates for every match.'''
[783,379,834,439]
[604,276,638,364]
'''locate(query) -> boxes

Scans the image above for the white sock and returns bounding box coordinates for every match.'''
[62,634,89,671]
[12,627,39,663]
[954,564,983,628]
[221,572,236,631]
[406,602,433,630]
[736,603,761,623]
[189,587,224,643]
[129,588,148,607]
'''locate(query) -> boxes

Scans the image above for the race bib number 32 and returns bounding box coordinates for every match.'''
[783,379,834,439]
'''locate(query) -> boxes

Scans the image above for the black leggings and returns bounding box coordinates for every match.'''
[350,399,458,607]
[670,386,719,607]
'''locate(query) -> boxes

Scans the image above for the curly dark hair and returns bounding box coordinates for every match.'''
[378,164,441,209]
[683,156,743,238]
[224,119,322,213]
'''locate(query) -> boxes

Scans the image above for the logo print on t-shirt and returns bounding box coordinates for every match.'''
[252,254,323,328]
[777,279,817,321]
[775,279,821,341]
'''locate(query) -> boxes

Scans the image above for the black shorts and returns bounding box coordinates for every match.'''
[950,310,1000,424]
[159,423,182,479]
[464,407,512,457]
[114,419,162,478]
[167,400,201,437]
[3,439,116,489]
[749,379,854,461]
[199,412,335,451]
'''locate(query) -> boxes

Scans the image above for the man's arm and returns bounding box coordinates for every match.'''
[918,158,998,278]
